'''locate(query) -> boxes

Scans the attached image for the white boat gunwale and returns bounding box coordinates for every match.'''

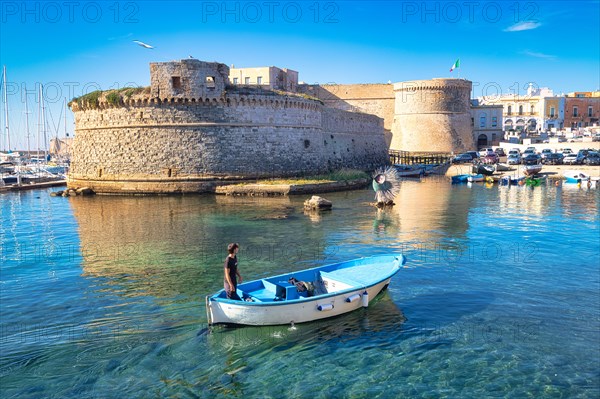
[209,275,394,307]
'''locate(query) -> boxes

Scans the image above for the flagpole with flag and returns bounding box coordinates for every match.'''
[450,58,460,79]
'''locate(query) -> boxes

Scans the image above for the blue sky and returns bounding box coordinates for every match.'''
[1,0,599,150]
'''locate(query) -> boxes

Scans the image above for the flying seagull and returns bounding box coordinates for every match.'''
[133,40,154,49]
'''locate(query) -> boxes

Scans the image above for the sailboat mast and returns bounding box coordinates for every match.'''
[40,83,47,159]
[25,91,31,154]
[63,98,67,138]
[2,66,10,151]
[37,84,41,160]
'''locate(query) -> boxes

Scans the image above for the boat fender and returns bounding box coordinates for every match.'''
[346,294,361,303]
[361,291,369,308]
[317,303,334,311]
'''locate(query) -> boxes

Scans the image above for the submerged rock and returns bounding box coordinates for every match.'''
[76,187,95,196]
[304,195,332,211]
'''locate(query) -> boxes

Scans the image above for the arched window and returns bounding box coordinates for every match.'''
[518,105,523,115]
[507,105,512,115]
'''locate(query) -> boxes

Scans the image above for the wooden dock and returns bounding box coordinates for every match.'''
[0,180,66,192]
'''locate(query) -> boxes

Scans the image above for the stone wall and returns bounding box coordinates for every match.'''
[392,79,474,153]
[69,94,387,194]
[298,84,395,133]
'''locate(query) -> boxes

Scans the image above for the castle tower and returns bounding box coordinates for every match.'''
[150,59,230,99]
[391,78,474,153]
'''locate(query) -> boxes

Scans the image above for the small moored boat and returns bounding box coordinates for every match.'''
[564,170,593,184]
[451,174,470,184]
[467,174,484,182]
[394,164,425,178]
[500,176,525,186]
[522,158,543,176]
[206,255,406,326]
[495,163,511,172]
[472,163,495,176]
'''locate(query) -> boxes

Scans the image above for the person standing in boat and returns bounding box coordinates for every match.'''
[224,243,242,300]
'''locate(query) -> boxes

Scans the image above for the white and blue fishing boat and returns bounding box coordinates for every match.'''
[206,254,406,326]
[467,174,484,182]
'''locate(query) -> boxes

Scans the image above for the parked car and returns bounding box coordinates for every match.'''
[522,148,537,158]
[521,153,541,164]
[494,148,506,156]
[540,149,553,160]
[593,134,600,142]
[561,148,573,155]
[507,154,521,165]
[479,148,495,157]
[452,153,473,164]
[508,149,520,157]
[482,153,499,164]
[510,148,521,154]
[584,152,600,165]
[578,149,592,159]
[466,151,480,160]
[563,153,584,165]
[542,153,563,165]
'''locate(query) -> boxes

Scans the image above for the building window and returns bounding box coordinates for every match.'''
[507,105,512,115]
[257,76,262,85]
[491,116,497,127]
[172,76,182,90]
[518,105,523,115]
[550,107,555,117]
[480,115,486,128]
[205,76,215,90]
[573,106,578,117]
[244,77,250,85]
[588,106,593,117]
[233,78,238,84]
[530,105,535,115]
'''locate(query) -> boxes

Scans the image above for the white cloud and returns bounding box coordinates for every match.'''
[521,50,557,60]
[504,21,542,32]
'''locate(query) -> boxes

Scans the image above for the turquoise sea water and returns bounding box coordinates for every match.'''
[1,178,599,398]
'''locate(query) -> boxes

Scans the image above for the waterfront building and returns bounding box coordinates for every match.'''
[470,100,504,147]
[477,84,575,144]
[563,91,600,129]
[228,66,298,92]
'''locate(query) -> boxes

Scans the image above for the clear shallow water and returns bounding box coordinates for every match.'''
[1,179,599,398]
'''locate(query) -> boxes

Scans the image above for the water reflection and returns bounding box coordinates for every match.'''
[69,195,330,299]
[385,177,472,242]
[496,183,599,221]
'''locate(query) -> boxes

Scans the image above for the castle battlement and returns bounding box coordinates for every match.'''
[71,92,323,112]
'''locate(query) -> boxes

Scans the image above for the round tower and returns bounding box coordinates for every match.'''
[391,78,474,153]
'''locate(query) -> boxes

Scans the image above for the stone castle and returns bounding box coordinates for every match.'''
[68,59,388,194]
